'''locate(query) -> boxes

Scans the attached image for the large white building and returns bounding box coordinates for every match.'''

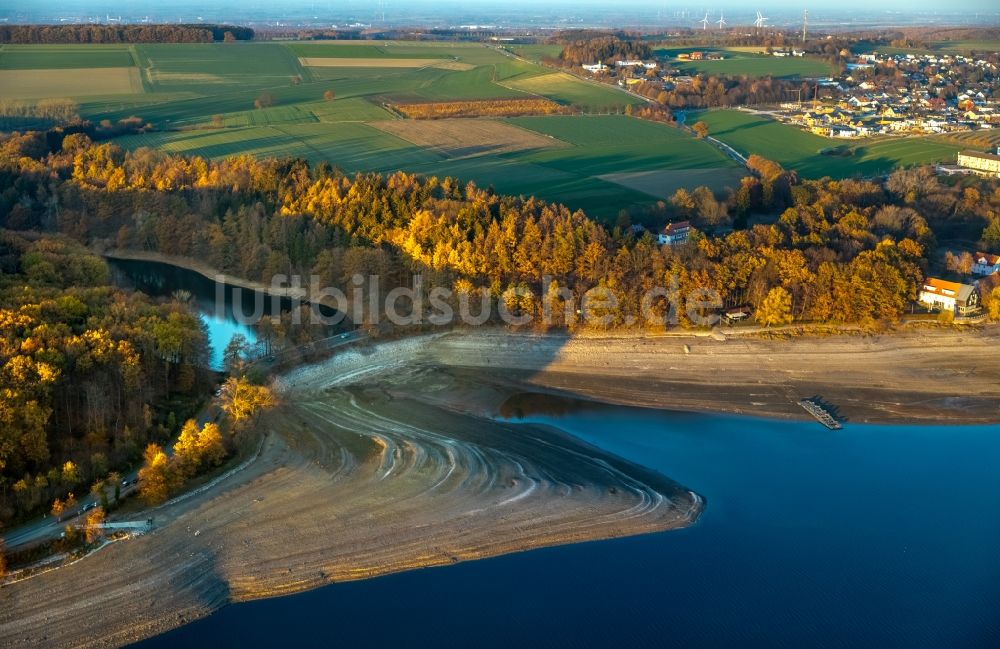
[657,221,691,246]
[918,278,980,315]
[957,149,1000,177]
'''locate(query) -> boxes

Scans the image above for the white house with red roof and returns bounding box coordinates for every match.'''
[657,221,691,246]
[972,252,1000,276]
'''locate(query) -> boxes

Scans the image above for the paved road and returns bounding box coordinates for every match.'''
[2,481,140,549]
[2,404,220,550]
[3,330,365,550]
[706,135,749,166]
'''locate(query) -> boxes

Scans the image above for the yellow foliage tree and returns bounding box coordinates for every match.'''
[174,419,227,475]
[173,419,202,475]
[138,444,172,505]
[197,422,226,467]
[84,506,105,544]
[61,461,80,485]
[757,287,794,327]
[220,376,275,427]
[989,287,1000,322]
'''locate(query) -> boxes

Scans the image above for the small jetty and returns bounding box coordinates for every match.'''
[798,398,843,430]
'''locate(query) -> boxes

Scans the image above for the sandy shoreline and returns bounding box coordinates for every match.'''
[283,328,1000,425]
[2,328,998,648]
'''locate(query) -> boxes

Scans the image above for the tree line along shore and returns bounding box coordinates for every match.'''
[2,103,1000,574]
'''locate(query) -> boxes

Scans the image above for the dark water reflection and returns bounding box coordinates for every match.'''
[107,258,340,370]
[135,394,1000,648]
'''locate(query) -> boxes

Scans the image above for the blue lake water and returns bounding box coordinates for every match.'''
[135,404,1000,648]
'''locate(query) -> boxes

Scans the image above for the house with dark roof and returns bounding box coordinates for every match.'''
[657,221,691,246]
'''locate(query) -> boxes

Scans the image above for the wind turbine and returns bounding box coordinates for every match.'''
[754,10,768,29]
[700,12,710,30]
[717,13,727,29]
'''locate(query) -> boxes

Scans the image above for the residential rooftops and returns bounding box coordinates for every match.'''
[975,251,1000,266]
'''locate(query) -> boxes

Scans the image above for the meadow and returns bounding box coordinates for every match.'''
[0,68,142,99]
[655,47,837,78]
[3,40,713,219]
[0,44,136,69]
[501,72,639,112]
[931,40,1000,54]
[0,44,142,98]
[852,39,1000,56]
[510,44,564,62]
[692,109,964,178]
[113,114,739,218]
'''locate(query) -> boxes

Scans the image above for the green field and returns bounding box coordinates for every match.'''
[852,39,1000,56]
[692,109,963,178]
[135,43,306,93]
[0,67,142,99]
[0,44,136,69]
[930,39,1000,54]
[0,41,751,219]
[656,47,836,78]
[503,72,641,111]
[286,43,428,59]
[510,44,564,62]
[116,114,738,219]
[510,115,733,174]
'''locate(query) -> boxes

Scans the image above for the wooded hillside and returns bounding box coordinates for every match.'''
[0,24,254,44]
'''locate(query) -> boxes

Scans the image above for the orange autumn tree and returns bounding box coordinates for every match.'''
[84,506,105,544]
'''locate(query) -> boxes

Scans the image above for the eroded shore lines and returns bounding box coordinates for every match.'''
[290,383,700,542]
[0,335,704,649]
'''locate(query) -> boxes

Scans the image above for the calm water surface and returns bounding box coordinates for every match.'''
[135,401,1000,648]
[108,258,297,370]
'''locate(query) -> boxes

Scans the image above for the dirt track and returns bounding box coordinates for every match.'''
[2,328,997,648]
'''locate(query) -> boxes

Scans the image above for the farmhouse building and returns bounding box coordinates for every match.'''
[972,252,1000,276]
[957,149,1000,177]
[918,277,980,315]
[657,221,691,246]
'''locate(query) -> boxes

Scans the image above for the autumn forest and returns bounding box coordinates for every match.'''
[1,124,1000,530]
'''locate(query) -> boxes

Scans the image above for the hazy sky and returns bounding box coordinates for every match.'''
[3,0,998,25]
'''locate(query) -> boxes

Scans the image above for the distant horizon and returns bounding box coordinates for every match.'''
[2,0,999,31]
